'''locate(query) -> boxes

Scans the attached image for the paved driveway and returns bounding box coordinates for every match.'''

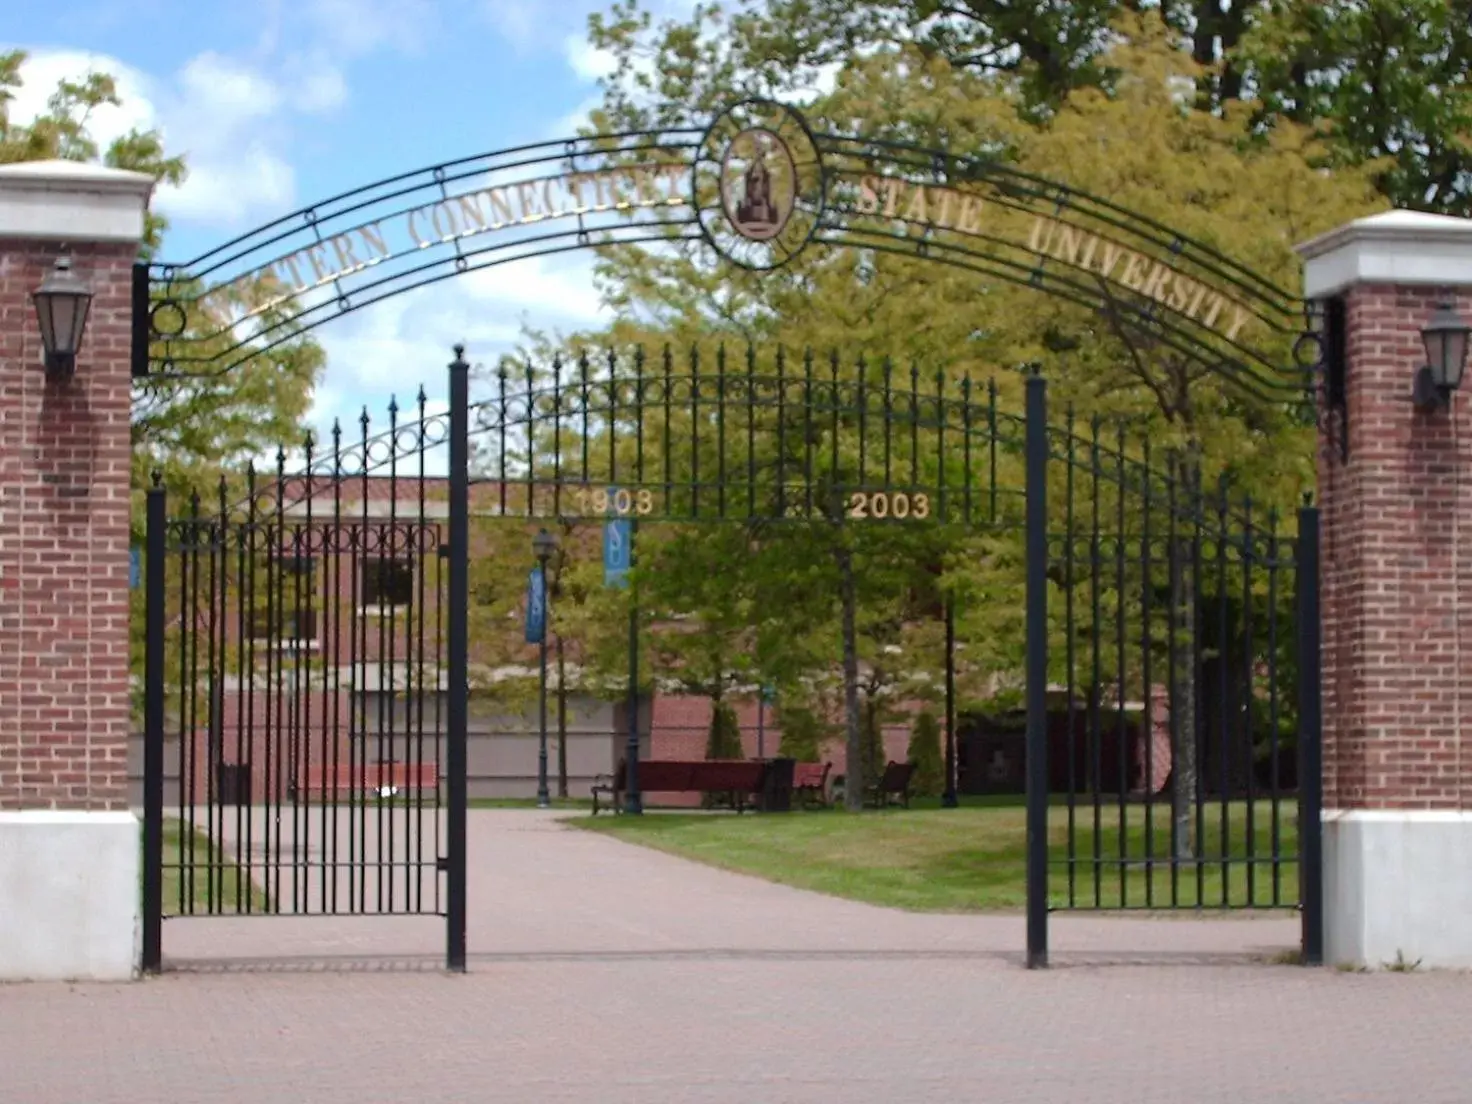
[3,810,1470,1103]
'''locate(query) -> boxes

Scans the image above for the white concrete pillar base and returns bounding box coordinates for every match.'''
[1323,810,1472,970]
[0,811,140,981]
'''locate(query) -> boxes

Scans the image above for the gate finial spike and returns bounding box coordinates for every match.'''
[150,470,162,488]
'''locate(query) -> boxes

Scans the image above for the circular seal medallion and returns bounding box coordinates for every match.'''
[693,100,825,271]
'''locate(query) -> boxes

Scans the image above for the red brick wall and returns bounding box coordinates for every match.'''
[0,240,134,809]
[1319,284,1472,810]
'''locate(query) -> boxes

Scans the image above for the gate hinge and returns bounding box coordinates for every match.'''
[438,544,450,558]
[436,855,449,872]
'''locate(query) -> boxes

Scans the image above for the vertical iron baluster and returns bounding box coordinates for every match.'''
[1193,468,1207,907]
[662,346,673,511]
[717,344,728,518]
[1167,455,1180,908]
[354,409,370,913]
[384,399,401,913]
[446,346,470,970]
[909,363,920,490]
[962,376,973,526]
[1114,427,1127,908]
[1024,368,1049,969]
[205,479,222,915]
[1065,407,1077,908]
[497,368,508,517]
[580,351,591,490]
[1242,497,1256,906]
[1267,508,1282,907]
[856,356,868,489]
[987,379,998,524]
[183,491,200,914]
[746,344,757,519]
[1216,474,1230,906]
[804,349,815,519]
[233,474,249,912]
[525,363,537,517]
[299,443,319,914]
[776,347,788,517]
[935,371,947,522]
[882,358,893,490]
[329,421,344,914]
[690,346,701,519]
[1089,419,1103,907]
[414,390,430,914]
[552,354,563,517]
[142,477,166,969]
[634,347,647,491]
[607,349,619,494]
[829,352,840,515]
[271,451,288,911]
[830,350,841,518]
[1141,440,1155,907]
[242,470,258,912]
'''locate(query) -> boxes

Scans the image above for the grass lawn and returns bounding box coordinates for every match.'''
[575,796,1300,913]
[158,818,269,915]
[468,796,594,811]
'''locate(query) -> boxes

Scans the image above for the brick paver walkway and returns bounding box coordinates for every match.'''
[3,810,1470,1102]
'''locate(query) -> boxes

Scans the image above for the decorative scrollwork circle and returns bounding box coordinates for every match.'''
[149,299,189,338]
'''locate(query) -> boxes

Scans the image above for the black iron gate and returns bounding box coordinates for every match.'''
[141,385,467,971]
[143,345,1321,971]
[1020,373,1322,967]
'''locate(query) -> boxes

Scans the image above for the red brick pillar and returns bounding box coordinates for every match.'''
[1298,210,1472,969]
[0,161,154,980]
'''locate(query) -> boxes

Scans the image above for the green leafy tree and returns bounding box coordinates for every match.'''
[775,704,828,762]
[705,701,744,759]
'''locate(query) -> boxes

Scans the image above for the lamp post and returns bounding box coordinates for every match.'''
[31,255,94,380]
[533,527,558,809]
[1412,300,1471,410]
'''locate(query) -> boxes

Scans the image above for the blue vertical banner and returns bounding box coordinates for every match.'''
[604,504,632,590]
[129,546,141,590]
[524,565,547,643]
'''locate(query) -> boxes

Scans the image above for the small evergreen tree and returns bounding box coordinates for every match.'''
[907,711,944,798]
[704,701,744,760]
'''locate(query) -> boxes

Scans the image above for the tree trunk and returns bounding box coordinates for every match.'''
[836,544,864,812]
[1170,453,1201,859]
[555,632,568,799]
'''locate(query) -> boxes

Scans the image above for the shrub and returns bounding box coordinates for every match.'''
[907,710,944,798]
[704,701,744,760]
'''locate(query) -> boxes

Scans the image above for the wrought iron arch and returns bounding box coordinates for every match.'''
[134,100,1319,400]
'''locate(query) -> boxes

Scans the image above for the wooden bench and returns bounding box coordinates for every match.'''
[290,761,440,801]
[866,760,915,809]
[591,759,769,815]
[792,761,832,808]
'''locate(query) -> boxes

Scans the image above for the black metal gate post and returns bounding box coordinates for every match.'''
[624,519,643,815]
[1296,499,1324,966]
[1024,368,1050,969]
[943,598,958,808]
[141,477,166,974]
[446,345,470,972]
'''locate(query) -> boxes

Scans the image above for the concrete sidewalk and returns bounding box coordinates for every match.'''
[3,810,1469,1103]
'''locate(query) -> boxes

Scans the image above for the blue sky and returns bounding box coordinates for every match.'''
[8,0,697,457]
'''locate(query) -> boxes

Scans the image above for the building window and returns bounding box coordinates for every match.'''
[361,556,414,608]
[249,555,318,643]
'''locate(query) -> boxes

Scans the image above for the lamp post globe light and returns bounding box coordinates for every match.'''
[533,528,558,809]
[1412,300,1472,410]
[31,255,94,379]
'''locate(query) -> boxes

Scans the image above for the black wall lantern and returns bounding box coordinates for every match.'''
[32,255,94,380]
[1412,300,1471,411]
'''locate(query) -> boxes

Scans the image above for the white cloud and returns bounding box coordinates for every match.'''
[564,34,617,83]
[15,48,296,227]
[306,0,438,56]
